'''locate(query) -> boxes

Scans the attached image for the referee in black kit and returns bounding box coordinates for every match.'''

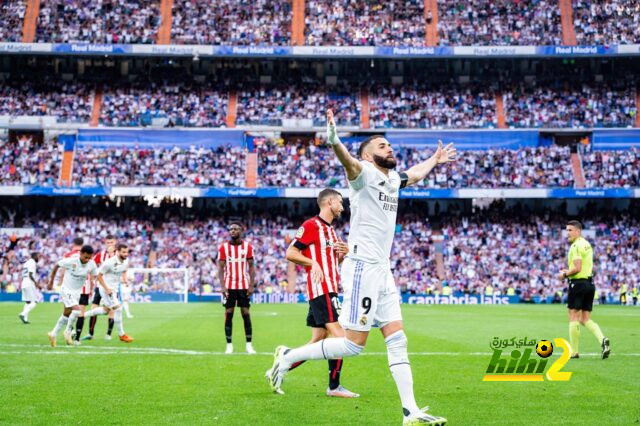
[559,220,610,359]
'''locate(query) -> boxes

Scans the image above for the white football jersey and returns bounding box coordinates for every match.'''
[58,257,98,292]
[22,258,37,287]
[99,255,129,290]
[347,160,405,264]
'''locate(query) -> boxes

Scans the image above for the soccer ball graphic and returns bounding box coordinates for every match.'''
[536,340,554,358]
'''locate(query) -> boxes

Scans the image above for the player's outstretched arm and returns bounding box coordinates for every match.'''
[326,109,362,181]
[96,273,112,294]
[48,264,59,290]
[405,140,456,187]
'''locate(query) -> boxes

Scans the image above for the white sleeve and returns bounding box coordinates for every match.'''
[98,260,109,275]
[349,161,372,191]
[57,257,75,269]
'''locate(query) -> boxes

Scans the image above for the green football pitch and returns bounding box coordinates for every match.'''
[1,303,638,425]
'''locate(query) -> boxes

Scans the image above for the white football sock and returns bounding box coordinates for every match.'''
[123,301,131,317]
[65,311,80,333]
[283,337,363,367]
[85,307,107,318]
[386,330,419,414]
[114,309,125,336]
[26,302,37,314]
[51,315,68,335]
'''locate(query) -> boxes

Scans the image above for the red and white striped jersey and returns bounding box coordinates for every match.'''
[292,216,341,299]
[218,241,254,290]
[86,249,116,292]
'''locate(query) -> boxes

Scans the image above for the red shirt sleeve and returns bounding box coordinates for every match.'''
[246,244,254,259]
[218,244,226,261]
[294,220,318,248]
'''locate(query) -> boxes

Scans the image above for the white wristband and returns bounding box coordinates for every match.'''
[326,123,340,146]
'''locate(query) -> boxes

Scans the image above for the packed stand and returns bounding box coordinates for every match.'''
[440,206,640,302]
[0,135,61,186]
[437,0,562,46]
[258,142,573,188]
[369,83,497,129]
[0,80,92,122]
[0,0,25,42]
[171,0,290,45]
[582,148,640,188]
[573,0,640,45]
[73,145,246,187]
[1,201,638,301]
[504,82,638,128]
[100,83,228,127]
[35,0,159,44]
[236,82,359,127]
[305,0,425,47]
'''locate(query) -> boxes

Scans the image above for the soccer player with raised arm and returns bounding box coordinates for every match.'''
[267,188,358,398]
[218,222,256,354]
[47,245,105,347]
[268,110,456,425]
[84,243,134,343]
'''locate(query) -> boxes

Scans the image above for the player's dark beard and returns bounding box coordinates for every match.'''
[373,154,397,169]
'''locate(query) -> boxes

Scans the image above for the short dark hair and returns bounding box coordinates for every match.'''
[105,235,116,240]
[357,134,386,158]
[80,245,94,255]
[229,221,243,228]
[317,188,342,207]
[567,220,583,230]
[116,243,128,251]
[31,252,38,259]
[73,237,84,246]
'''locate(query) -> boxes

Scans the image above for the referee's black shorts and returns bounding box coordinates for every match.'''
[567,278,595,311]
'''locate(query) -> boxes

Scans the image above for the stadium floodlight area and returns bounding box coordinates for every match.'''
[128,268,190,303]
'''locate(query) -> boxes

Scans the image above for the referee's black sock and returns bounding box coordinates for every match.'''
[107,318,114,336]
[328,359,343,390]
[242,312,252,343]
[75,317,85,341]
[225,311,233,344]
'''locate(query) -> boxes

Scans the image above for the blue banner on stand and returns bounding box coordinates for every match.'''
[548,188,636,198]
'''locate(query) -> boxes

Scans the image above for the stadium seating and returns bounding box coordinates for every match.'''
[0,0,25,42]
[0,135,61,186]
[504,81,638,128]
[572,0,640,45]
[73,146,246,187]
[100,82,228,128]
[368,82,497,129]
[304,0,426,46]
[582,148,640,188]
[437,0,563,46]
[35,0,159,44]
[171,0,291,45]
[2,204,637,298]
[258,144,575,188]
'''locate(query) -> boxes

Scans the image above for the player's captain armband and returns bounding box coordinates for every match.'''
[398,172,409,189]
[296,226,305,239]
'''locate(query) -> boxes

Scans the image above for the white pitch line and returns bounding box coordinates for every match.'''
[0,345,638,357]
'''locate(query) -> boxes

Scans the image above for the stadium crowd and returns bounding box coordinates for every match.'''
[73,145,246,187]
[236,82,359,127]
[0,135,61,186]
[258,143,575,188]
[0,80,92,122]
[573,0,640,45]
[1,200,637,303]
[0,0,25,42]
[504,82,638,128]
[171,0,290,45]
[304,0,425,46]
[35,0,159,44]
[368,83,497,129]
[582,147,640,188]
[100,83,228,127]
[437,0,563,46]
